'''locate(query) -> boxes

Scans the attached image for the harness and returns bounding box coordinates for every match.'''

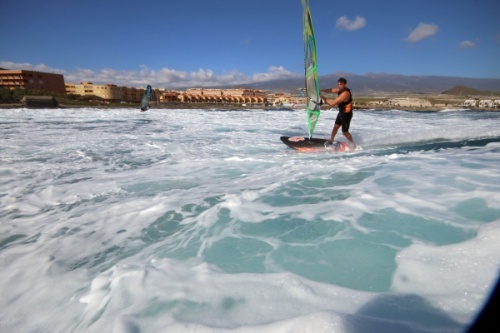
[338,88,353,113]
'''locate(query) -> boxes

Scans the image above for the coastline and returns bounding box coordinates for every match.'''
[2,90,498,111]
[0,102,496,112]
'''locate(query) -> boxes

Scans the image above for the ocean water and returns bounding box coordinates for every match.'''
[1,107,500,333]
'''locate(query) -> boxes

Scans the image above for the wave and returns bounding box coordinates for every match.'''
[362,137,500,156]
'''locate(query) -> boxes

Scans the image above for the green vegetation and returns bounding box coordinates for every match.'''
[442,85,500,97]
[58,94,105,106]
[0,87,113,107]
[0,87,71,104]
[0,87,27,103]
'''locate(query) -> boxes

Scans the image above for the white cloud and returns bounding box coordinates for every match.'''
[459,40,475,48]
[493,32,500,43]
[0,61,300,89]
[336,16,366,31]
[405,23,439,42]
[0,61,66,74]
[251,66,297,81]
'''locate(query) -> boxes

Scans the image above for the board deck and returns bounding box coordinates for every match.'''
[280,136,349,152]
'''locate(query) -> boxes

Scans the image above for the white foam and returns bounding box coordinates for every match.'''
[392,221,500,323]
[1,107,500,332]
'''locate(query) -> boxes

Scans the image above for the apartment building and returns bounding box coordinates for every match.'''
[273,92,307,107]
[0,69,66,94]
[65,82,269,105]
[463,98,500,108]
[180,88,267,104]
[160,90,181,103]
[65,82,145,103]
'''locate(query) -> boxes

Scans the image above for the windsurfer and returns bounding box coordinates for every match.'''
[320,77,356,150]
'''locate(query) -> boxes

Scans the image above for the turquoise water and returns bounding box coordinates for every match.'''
[1,107,500,332]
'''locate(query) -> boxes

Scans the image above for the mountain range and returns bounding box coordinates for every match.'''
[231,73,500,96]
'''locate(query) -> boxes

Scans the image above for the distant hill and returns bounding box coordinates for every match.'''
[225,73,500,95]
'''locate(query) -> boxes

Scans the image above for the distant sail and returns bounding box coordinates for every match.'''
[302,0,321,138]
[140,85,153,111]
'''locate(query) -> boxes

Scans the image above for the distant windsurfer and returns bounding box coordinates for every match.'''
[320,77,356,150]
[140,85,153,112]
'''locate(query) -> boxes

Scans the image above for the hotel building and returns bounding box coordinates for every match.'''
[66,82,145,103]
[0,69,66,94]
[179,88,267,104]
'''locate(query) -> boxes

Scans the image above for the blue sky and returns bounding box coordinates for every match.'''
[1,0,499,89]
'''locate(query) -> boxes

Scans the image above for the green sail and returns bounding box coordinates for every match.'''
[302,0,321,138]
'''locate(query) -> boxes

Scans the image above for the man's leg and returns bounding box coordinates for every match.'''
[330,124,340,142]
[343,131,356,149]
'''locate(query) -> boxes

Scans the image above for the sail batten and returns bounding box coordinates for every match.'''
[302,0,321,138]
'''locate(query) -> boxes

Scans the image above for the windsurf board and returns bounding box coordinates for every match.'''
[280,136,350,152]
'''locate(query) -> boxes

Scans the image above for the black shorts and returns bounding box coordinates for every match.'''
[335,111,353,132]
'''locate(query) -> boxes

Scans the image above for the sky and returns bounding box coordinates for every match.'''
[1,0,499,89]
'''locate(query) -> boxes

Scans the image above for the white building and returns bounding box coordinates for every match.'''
[463,99,478,107]
[479,100,494,108]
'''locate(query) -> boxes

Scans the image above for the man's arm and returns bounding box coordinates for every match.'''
[320,87,339,94]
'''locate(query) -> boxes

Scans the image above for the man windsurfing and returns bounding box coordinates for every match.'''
[320,77,356,150]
